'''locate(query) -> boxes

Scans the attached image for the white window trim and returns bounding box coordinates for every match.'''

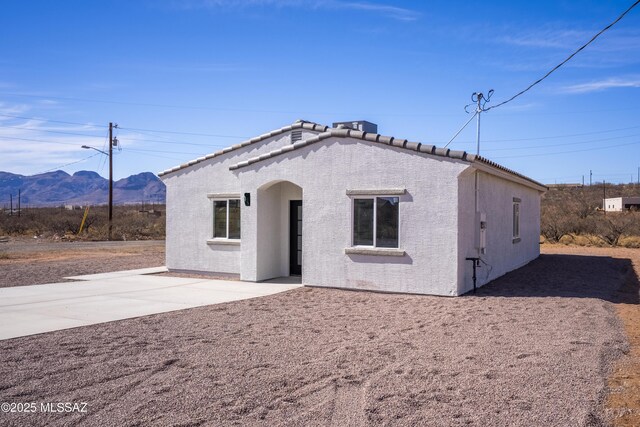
[346,189,406,196]
[350,195,401,249]
[512,197,521,243]
[211,197,241,242]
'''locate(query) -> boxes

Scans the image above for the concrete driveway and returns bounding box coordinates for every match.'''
[0,267,301,340]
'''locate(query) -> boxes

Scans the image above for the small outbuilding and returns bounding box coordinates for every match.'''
[603,197,640,212]
[159,120,546,296]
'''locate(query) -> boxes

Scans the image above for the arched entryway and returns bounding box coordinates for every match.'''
[255,180,303,281]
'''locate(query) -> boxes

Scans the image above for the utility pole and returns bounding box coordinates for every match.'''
[582,175,584,186]
[9,194,12,216]
[603,180,606,216]
[108,122,113,241]
[17,189,20,217]
[83,122,116,240]
[590,170,592,186]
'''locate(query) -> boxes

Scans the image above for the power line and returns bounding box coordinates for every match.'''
[123,147,207,156]
[482,132,640,152]
[39,153,101,174]
[491,139,640,159]
[0,123,230,148]
[118,126,247,139]
[0,91,324,115]
[485,0,640,111]
[122,148,191,161]
[118,135,228,148]
[440,124,640,145]
[0,135,92,146]
[0,124,105,138]
[0,113,107,128]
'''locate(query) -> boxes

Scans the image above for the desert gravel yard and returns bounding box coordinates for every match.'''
[0,239,164,287]
[0,245,638,426]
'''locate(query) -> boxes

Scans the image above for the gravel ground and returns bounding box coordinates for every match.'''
[0,246,636,426]
[0,239,164,287]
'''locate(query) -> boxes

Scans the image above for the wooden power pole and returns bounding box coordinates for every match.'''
[108,122,113,241]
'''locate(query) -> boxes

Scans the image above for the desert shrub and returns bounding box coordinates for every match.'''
[594,212,639,246]
[0,205,165,240]
[542,183,640,246]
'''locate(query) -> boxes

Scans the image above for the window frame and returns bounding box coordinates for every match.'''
[512,197,521,243]
[351,195,400,249]
[211,197,241,241]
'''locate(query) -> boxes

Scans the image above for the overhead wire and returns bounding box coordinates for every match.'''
[0,124,106,138]
[0,135,91,146]
[0,113,107,128]
[118,126,247,139]
[39,153,102,174]
[482,133,640,152]
[439,124,640,145]
[484,0,640,111]
[491,139,640,159]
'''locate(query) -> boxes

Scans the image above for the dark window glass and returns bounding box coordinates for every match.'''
[376,197,399,248]
[213,200,227,238]
[353,199,374,246]
[228,199,241,239]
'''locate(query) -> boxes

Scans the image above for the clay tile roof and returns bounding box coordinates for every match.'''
[159,119,546,191]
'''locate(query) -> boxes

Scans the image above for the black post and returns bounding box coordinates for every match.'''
[9,194,12,216]
[466,257,480,294]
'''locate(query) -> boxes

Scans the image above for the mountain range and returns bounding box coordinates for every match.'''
[0,170,166,207]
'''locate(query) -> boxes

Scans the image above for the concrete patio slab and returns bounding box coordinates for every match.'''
[0,271,301,340]
[64,266,169,281]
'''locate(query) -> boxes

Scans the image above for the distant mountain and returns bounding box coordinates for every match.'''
[0,170,166,207]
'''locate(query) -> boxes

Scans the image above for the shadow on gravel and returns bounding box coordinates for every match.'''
[474,254,640,304]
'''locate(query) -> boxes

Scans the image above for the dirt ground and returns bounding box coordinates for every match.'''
[0,238,165,287]
[0,244,638,426]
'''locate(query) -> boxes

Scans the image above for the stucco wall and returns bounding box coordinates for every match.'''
[237,137,469,295]
[161,130,317,273]
[163,130,542,296]
[457,170,542,294]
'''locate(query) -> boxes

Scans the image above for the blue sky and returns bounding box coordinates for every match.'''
[1,0,639,184]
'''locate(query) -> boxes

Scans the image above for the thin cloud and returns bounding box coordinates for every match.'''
[0,104,108,175]
[331,2,419,21]
[562,77,640,94]
[499,29,591,50]
[171,0,420,21]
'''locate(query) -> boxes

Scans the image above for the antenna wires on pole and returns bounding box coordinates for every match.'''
[445,90,494,150]
[466,90,494,113]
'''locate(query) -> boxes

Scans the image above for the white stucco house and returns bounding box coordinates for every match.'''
[159,120,546,296]
[603,197,640,212]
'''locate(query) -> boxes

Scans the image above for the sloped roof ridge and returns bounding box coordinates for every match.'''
[159,120,546,191]
[228,126,470,170]
[158,119,326,176]
[228,126,545,190]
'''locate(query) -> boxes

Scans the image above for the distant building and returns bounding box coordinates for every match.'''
[603,197,640,212]
[546,183,583,189]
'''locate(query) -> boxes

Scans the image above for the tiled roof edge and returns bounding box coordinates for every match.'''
[228,127,471,171]
[468,154,547,190]
[228,127,546,191]
[158,119,319,177]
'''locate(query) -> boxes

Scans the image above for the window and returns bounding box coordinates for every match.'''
[213,199,241,239]
[512,199,520,241]
[353,197,399,248]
